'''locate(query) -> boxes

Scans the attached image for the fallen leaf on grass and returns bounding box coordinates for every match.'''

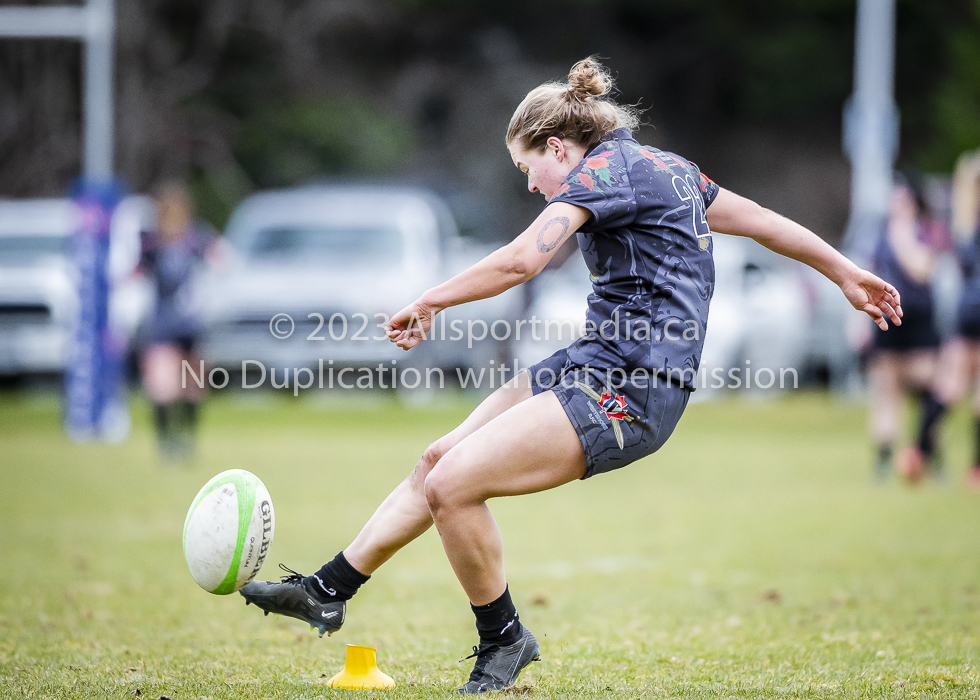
[762,589,782,604]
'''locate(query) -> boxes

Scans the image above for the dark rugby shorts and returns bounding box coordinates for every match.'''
[959,302,980,340]
[528,348,690,479]
[872,306,938,351]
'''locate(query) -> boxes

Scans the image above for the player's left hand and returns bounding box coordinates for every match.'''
[385,300,437,350]
[840,268,903,330]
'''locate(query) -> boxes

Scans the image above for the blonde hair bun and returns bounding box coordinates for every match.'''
[566,56,612,99]
[506,56,639,151]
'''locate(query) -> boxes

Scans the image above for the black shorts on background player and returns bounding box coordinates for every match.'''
[958,229,980,340]
[871,225,938,351]
[957,309,980,340]
[873,309,939,350]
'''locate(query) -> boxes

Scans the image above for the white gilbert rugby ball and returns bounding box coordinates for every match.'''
[183,469,275,595]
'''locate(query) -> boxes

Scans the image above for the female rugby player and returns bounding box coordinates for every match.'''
[240,58,902,693]
[139,181,217,460]
[865,176,945,481]
[922,150,980,487]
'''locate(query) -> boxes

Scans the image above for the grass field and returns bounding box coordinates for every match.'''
[2,389,980,699]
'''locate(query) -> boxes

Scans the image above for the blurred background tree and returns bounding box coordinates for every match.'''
[0,0,977,241]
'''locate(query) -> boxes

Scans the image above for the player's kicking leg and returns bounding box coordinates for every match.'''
[423,387,586,692]
[239,371,535,636]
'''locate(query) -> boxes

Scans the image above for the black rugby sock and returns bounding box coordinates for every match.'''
[153,403,170,441]
[876,444,893,469]
[916,393,947,458]
[974,417,980,467]
[309,551,370,602]
[472,586,521,647]
[181,400,199,435]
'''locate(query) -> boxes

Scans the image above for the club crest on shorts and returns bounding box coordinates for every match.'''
[574,381,634,450]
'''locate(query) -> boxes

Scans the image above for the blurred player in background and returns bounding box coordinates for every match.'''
[921,151,980,488]
[138,181,217,461]
[868,175,946,481]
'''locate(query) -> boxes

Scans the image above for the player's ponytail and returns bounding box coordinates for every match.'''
[506,56,639,151]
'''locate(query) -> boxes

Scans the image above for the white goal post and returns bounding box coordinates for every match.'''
[0,0,115,183]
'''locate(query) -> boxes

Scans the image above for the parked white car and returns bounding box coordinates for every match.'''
[201,184,522,383]
[0,199,78,375]
[0,197,152,377]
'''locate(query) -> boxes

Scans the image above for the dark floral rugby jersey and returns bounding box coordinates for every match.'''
[548,127,719,389]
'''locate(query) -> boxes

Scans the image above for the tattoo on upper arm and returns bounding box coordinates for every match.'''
[536,216,570,253]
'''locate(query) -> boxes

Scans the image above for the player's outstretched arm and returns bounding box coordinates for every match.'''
[705,187,903,331]
[385,201,590,350]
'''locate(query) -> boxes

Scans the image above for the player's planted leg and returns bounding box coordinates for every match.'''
[458,626,540,693]
[422,390,586,692]
[457,587,541,693]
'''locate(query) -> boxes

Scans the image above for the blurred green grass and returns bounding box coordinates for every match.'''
[1,390,979,699]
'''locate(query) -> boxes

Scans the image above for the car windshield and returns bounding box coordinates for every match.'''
[0,235,69,263]
[246,226,403,263]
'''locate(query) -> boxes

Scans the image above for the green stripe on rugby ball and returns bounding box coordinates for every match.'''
[183,469,270,595]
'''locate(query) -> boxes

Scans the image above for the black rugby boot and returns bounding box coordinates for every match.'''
[457,624,540,694]
[240,564,345,638]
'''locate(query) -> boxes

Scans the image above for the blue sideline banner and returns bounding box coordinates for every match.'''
[65,179,129,442]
